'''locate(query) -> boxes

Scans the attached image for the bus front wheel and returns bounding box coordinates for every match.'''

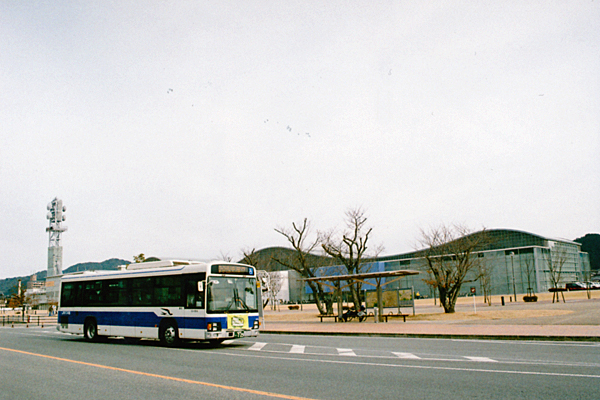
[159,320,179,347]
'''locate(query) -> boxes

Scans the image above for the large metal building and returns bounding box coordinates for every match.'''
[375,229,591,298]
[254,229,591,302]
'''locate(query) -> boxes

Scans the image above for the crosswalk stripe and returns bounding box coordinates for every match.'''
[392,352,421,359]
[248,342,267,351]
[289,345,305,354]
[464,356,497,362]
[337,348,356,356]
[245,342,499,364]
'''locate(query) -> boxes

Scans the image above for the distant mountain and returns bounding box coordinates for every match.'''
[0,258,130,298]
[63,258,130,274]
[575,233,600,271]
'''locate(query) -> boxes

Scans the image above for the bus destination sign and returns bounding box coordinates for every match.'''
[212,265,254,275]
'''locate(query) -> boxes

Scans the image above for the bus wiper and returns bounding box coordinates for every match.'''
[238,296,249,311]
[227,287,249,311]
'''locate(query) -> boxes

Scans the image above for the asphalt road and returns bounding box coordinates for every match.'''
[1,327,600,400]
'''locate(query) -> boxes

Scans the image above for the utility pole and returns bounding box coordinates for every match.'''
[510,252,517,302]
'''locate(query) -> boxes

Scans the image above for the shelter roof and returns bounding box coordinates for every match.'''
[303,269,420,282]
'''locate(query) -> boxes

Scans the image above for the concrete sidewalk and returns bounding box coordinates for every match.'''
[260,321,600,341]
[260,293,600,341]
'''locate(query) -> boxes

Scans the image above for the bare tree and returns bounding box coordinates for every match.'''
[522,255,538,302]
[219,251,233,262]
[582,269,594,300]
[267,271,284,311]
[241,248,271,307]
[419,224,489,313]
[546,244,568,303]
[274,218,330,314]
[478,261,493,306]
[320,208,383,310]
[240,248,260,267]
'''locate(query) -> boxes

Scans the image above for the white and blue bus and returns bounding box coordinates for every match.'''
[57,260,260,346]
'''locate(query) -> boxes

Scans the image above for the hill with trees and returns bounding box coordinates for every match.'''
[0,258,130,297]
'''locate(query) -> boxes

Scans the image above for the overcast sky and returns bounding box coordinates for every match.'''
[1,1,598,279]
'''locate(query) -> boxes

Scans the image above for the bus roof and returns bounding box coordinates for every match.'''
[125,260,200,270]
[61,260,254,281]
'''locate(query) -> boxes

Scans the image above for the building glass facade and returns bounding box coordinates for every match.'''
[377,229,591,298]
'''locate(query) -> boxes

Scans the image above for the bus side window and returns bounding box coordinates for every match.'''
[61,282,75,307]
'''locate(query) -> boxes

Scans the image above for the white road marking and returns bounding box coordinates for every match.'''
[248,342,267,351]
[464,356,497,363]
[393,352,421,359]
[289,345,305,354]
[337,348,356,356]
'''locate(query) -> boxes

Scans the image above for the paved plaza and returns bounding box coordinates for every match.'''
[261,291,600,341]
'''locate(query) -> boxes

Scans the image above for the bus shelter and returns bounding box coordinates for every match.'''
[304,269,420,322]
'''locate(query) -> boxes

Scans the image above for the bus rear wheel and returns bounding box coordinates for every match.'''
[84,319,99,342]
[159,320,179,347]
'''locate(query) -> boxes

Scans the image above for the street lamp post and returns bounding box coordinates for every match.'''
[510,252,517,302]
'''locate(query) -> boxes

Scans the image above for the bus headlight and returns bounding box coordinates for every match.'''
[253,320,260,329]
[207,322,221,332]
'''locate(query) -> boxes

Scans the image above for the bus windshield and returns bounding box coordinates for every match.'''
[207,276,258,313]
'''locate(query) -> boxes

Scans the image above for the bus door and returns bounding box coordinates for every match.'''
[183,274,206,337]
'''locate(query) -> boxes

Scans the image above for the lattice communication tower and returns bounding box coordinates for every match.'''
[46,197,67,278]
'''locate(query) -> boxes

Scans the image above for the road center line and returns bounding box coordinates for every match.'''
[0,346,316,400]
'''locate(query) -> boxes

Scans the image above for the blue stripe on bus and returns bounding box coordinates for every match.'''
[59,311,258,330]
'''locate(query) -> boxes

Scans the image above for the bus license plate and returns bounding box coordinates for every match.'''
[234,331,244,338]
